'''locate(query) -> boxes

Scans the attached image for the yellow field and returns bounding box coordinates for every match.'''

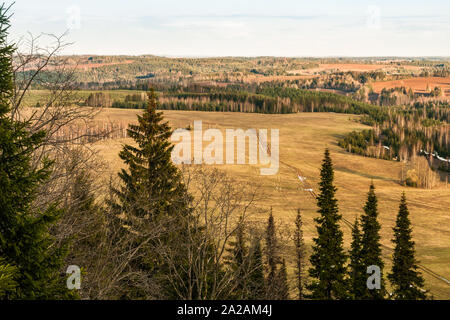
[371,76,450,97]
[91,108,450,299]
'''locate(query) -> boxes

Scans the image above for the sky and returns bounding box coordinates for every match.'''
[8,0,450,57]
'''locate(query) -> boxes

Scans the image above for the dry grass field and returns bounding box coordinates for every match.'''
[371,76,450,97]
[91,108,450,298]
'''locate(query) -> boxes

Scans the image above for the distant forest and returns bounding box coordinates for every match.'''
[22,54,450,171]
[85,84,449,168]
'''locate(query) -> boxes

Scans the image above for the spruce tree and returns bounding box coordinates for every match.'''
[307,149,348,299]
[224,222,249,299]
[109,88,192,298]
[247,237,265,299]
[111,88,190,221]
[294,209,305,299]
[0,258,17,298]
[360,183,386,299]
[277,259,290,300]
[265,209,279,299]
[0,4,72,299]
[348,217,366,299]
[388,193,426,300]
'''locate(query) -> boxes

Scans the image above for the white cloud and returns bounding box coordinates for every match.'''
[8,0,450,56]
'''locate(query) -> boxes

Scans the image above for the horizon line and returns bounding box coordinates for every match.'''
[51,53,450,59]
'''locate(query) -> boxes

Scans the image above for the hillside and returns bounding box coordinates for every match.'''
[90,108,450,299]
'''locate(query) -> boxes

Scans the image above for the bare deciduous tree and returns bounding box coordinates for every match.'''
[10,32,113,210]
[160,166,259,300]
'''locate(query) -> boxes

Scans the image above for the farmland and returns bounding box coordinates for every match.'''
[371,77,450,97]
[290,63,422,74]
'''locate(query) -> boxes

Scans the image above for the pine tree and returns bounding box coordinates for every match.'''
[388,193,426,300]
[265,209,279,299]
[360,183,386,299]
[247,237,265,300]
[307,149,348,299]
[294,209,306,299]
[348,217,366,299]
[277,259,290,300]
[0,4,72,299]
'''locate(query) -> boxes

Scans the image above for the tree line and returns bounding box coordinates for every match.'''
[339,100,449,164]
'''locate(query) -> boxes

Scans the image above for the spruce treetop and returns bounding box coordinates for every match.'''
[0,3,13,116]
[112,87,190,220]
[388,192,426,300]
[349,217,366,299]
[307,149,348,299]
[360,182,385,299]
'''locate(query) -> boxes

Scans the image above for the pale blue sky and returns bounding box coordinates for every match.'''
[9,0,450,56]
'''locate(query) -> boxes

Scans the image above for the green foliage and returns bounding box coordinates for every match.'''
[247,238,265,300]
[148,85,392,118]
[277,259,290,300]
[159,91,291,113]
[388,193,427,300]
[338,129,385,159]
[111,88,190,220]
[84,92,112,107]
[294,209,306,299]
[360,183,386,299]
[379,88,398,106]
[109,88,193,298]
[0,4,72,299]
[112,100,147,109]
[265,210,279,299]
[28,56,321,88]
[0,258,17,298]
[307,149,348,299]
[0,3,13,114]
[263,210,291,299]
[348,218,366,299]
[61,170,106,299]
[224,223,249,299]
[339,100,449,161]
[259,87,389,121]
